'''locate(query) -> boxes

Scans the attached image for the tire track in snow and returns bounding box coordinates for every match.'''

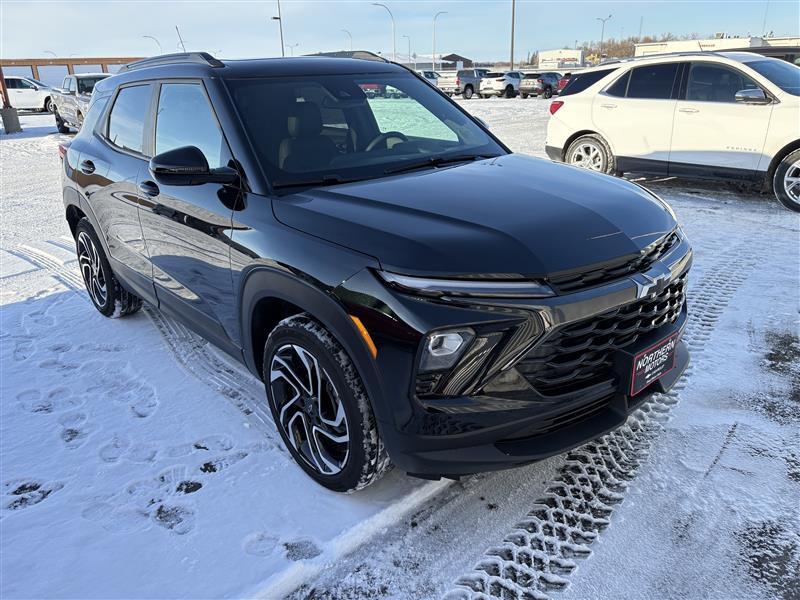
[11,241,282,447]
[444,241,766,600]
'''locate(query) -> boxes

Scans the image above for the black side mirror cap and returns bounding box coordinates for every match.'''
[149,146,239,186]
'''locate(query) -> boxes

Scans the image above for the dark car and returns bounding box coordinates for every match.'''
[556,72,572,94]
[520,72,562,98]
[61,52,691,492]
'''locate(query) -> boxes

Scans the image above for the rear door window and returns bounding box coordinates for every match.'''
[560,68,617,96]
[626,63,680,99]
[107,84,152,154]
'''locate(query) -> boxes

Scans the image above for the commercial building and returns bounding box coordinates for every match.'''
[538,48,585,69]
[634,36,799,63]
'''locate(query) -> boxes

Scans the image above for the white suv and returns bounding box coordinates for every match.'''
[479,71,524,98]
[2,76,53,112]
[545,52,800,212]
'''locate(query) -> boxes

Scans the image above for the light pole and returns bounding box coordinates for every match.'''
[341,29,353,51]
[372,3,396,62]
[510,0,516,69]
[143,35,162,54]
[432,11,447,71]
[402,35,411,66]
[286,42,299,57]
[272,0,285,57]
[596,14,612,63]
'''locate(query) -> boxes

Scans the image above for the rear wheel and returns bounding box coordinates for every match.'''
[543,87,553,99]
[504,85,515,99]
[521,93,529,99]
[566,134,616,174]
[54,108,70,134]
[463,85,474,100]
[264,314,391,492]
[773,148,800,212]
[74,218,142,318]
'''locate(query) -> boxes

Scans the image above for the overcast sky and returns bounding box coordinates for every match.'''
[3,0,799,62]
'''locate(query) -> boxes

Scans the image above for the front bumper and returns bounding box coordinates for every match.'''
[336,235,693,477]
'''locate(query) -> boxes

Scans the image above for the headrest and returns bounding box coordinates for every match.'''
[287,102,323,139]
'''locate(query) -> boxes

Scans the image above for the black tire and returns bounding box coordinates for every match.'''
[773,148,800,212]
[504,85,515,99]
[54,108,70,134]
[76,112,84,129]
[521,93,529,99]
[263,314,391,492]
[543,87,553,99]
[565,133,616,175]
[74,218,142,318]
[463,85,474,100]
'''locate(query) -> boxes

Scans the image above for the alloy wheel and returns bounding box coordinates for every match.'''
[783,159,800,208]
[77,231,107,307]
[569,141,605,171]
[270,344,350,475]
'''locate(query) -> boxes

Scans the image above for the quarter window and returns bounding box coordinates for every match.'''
[605,71,630,97]
[626,63,679,99]
[155,83,228,168]
[107,85,151,154]
[686,63,760,103]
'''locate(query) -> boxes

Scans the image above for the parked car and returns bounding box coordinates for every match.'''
[437,68,489,99]
[416,70,440,86]
[62,52,692,492]
[556,72,572,94]
[479,71,523,98]
[1,75,53,112]
[519,72,562,98]
[52,73,110,133]
[546,52,800,212]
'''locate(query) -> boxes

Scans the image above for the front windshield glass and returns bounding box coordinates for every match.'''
[77,76,107,94]
[227,72,504,189]
[746,59,800,96]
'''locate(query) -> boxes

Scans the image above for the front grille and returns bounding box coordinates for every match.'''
[547,232,680,294]
[516,271,687,397]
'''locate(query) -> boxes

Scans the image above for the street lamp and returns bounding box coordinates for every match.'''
[402,34,411,66]
[510,0,516,69]
[372,3,396,62]
[142,35,162,55]
[272,0,285,57]
[596,14,612,63]
[432,11,447,71]
[341,29,353,51]
[286,42,299,57]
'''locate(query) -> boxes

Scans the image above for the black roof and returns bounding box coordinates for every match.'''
[95,52,404,93]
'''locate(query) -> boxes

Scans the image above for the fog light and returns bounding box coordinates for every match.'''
[420,328,474,372]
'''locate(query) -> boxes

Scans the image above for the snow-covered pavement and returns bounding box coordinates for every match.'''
[2,102,798,600]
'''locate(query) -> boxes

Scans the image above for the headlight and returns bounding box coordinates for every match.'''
[378,271,555,298]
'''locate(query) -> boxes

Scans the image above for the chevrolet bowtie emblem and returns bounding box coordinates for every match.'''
[631,262,672,300]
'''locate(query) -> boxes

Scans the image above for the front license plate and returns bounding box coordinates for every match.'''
[630,332,679,395]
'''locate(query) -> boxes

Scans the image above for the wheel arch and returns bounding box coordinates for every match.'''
[562,130,613,161]
[65,203,87,237]
[765,139,800,191]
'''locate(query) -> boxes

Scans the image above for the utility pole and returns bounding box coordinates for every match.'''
[175,26,186,52]
[596,14,612,62]
[761,0,770,35]
[638,16,643,39]
[286,42,299,56]
[272,0,285,57]
[402,35,411,66]
[372,3,396,62]
[433,11,446,71]
[510,0,516,69]
[341,29,353,51]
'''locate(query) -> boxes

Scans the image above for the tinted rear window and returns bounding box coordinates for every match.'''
[559,69,617,96]
[107,85,151,154]
[626,63,680,99]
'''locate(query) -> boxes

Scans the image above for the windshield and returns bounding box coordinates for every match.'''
[228,72,504,190]
[746,59,800,96]
[77,76,107,94]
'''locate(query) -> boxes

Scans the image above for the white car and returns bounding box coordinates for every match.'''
[416,70,440,86]
[479,71,523,98]
[545,52,800,212]
[2,75,54,112]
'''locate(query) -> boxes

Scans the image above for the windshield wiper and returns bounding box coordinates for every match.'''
[383,154,499,175]
[272,174,362,190]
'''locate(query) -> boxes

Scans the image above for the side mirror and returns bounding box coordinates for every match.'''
[149,146,238,186]
[735,88,770,105]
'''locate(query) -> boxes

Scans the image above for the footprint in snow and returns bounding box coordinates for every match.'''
[284,539,322,561]
[165,434,234,458]
[153,504,195,535]
[18,388,83,414]
[3,479,64,511]
[198,451,249,474]
[244,532,279,557]
[58,412,90,449]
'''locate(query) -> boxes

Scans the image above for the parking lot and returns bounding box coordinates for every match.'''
[2,103,798,599]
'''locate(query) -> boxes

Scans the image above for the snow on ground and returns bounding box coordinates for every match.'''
[2,100,799,600]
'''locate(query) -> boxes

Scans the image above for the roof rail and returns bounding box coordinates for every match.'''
[598,50,730,66]
[304,50,389,63]
[118,52,224,72]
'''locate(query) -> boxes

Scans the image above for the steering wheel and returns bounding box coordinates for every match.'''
[365,131,409,152]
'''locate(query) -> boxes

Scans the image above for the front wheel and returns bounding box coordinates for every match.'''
[264,314,391,492]
[565,134,616,174]
[44,97,53,113]
[74,218,142,318]
[774,148,800,212]
[504,86,515,99]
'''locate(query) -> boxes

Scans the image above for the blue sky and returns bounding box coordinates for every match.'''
[3,0,799,61]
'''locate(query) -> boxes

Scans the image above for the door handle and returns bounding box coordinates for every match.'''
[138,180,160,197]
[600,103,617,109]
[678,107,699,113]
[79,159,95,174]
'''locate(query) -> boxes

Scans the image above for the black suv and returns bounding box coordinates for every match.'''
[61,52,692,492]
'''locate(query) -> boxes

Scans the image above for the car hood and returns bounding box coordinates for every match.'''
[273,154,677,278]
